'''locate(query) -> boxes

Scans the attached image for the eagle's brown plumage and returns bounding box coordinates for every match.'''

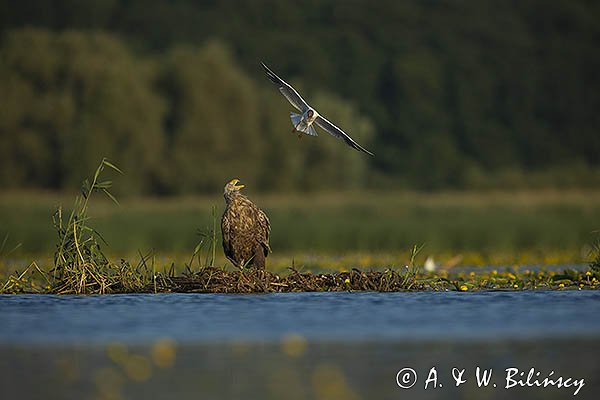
[221,179,271,269]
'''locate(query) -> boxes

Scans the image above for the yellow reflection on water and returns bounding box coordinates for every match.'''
[281,333,308,358]
[311,363,361,400]
[151,338,177,369]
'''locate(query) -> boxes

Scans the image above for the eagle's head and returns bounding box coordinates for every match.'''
[224,178,245,199]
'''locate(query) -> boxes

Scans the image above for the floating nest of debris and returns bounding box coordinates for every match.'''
[4,263,598,295]
[147,267,423,293]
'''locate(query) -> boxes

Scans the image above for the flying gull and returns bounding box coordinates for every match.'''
[261,62,373,156]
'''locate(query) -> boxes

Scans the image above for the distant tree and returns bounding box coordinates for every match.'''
[1,0,599,191]
[295,90,374,190]
[255,85,306,192]
[156,40,264,193]
[0,28,165,193]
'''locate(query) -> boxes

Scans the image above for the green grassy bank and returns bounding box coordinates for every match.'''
[1,190,598,268]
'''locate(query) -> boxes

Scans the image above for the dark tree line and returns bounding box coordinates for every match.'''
[1,0,598,194]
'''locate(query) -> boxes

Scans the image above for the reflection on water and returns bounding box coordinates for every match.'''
[0,339,597,400]
[0,291,599,399]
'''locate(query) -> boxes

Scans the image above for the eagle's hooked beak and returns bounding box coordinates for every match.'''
[230,178,245,189]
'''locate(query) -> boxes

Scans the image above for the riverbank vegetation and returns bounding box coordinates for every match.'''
[1,157,600,294]
[2,189,599,260]
[1,250,599,295]
[1,160,598,295]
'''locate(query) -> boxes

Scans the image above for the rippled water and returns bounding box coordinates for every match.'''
[1,291,599,344]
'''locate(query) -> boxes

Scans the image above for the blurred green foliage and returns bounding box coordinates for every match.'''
[0,0,598,194]
[1,191,598,262]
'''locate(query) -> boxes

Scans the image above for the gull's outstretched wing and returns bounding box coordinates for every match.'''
[315,115,374,156]
[261,62,309,112]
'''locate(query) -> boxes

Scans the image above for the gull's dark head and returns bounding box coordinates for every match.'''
[307,110,314,118]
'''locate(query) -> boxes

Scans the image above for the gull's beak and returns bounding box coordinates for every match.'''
[230,178,245,189]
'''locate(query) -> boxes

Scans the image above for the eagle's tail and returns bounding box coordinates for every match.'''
[290,112,318,136]
[253,244,266,269]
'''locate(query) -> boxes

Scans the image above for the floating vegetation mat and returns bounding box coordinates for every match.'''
[3,264,598,295]
[153,267,421,293]
[145,266,600,294]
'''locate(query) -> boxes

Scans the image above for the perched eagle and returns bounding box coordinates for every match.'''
[221,179,271,269]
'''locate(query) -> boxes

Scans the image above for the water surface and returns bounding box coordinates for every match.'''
[1,291,598,344]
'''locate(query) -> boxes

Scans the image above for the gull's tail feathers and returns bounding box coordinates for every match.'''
[306,124,318,136]
[290,113,318,136]
[290,112,302,128]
